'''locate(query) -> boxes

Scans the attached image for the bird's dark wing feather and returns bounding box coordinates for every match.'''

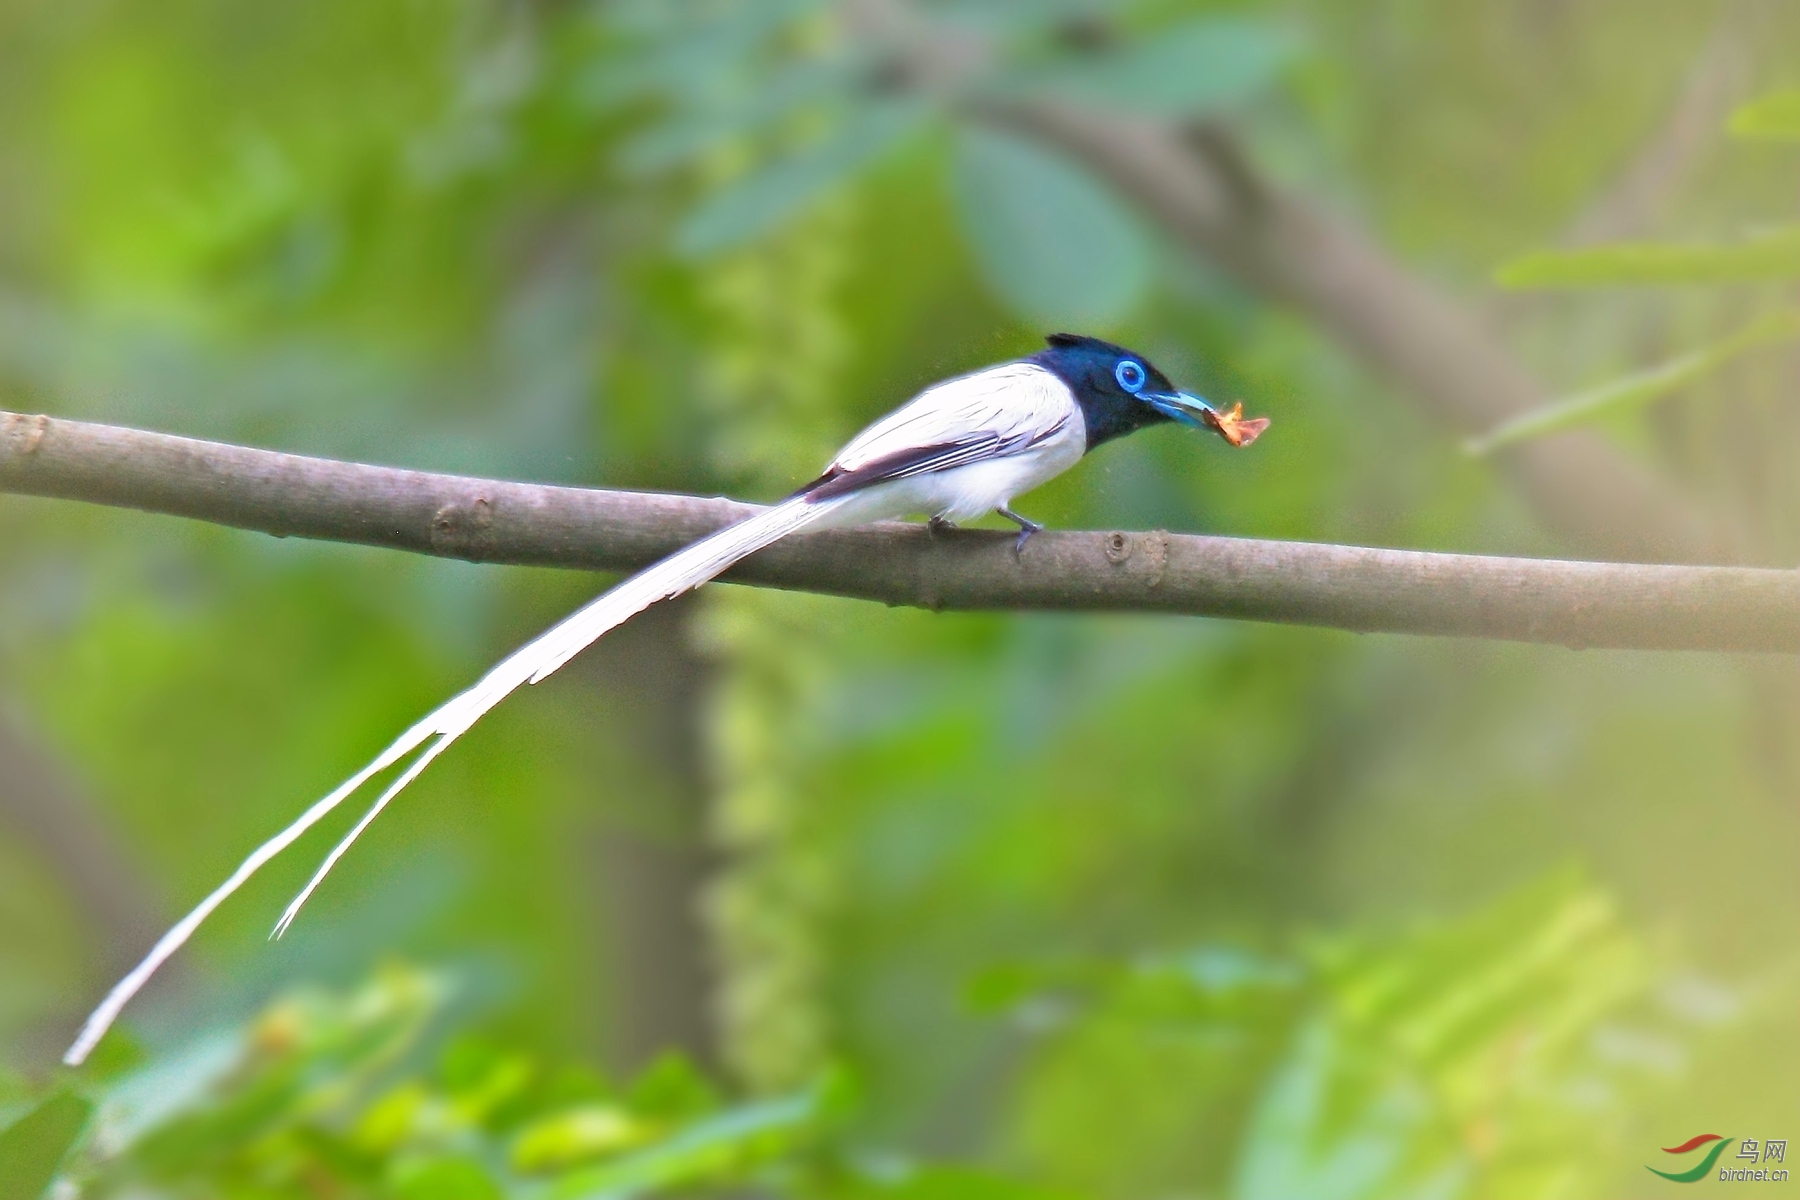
[806,362,1079,499]
[800,425,1060,500]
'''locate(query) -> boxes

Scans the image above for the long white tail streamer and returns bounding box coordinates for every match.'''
[64,495,847,1066]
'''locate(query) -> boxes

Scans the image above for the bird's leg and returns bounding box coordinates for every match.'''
[928,516,958,537]
[996,505,1044,553]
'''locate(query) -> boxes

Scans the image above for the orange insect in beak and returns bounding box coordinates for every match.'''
[1204,401,1270,448]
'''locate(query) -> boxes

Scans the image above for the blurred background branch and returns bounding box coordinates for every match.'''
[0,705,170,978]
[1558,4,1760,248]
[0,701,190,1066]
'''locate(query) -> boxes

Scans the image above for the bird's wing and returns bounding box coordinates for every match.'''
[807,362,1078,497]
[805,433,1037,498]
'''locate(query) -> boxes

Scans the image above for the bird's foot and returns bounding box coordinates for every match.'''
[928,516,958,537]
[997,506,1044,555]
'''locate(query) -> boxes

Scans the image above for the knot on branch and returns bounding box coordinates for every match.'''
[430,496,497,558]
[1,412,49,456]
[1104,530,1168,587]
[1145,530,1169,587]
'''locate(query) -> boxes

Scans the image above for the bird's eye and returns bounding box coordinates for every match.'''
[1115,360,1146,393]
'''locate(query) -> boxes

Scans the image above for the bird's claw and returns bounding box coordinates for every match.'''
[997,506,1044,555]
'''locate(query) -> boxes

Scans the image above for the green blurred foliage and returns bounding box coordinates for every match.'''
[1465,309,1800,453]
[1,1,1798,1199]
[1496,229,1800,287]
[14,966,844,1199]
[0,1091,91,1200]
[1731,89,1800,142]
[987,872,1759,1199]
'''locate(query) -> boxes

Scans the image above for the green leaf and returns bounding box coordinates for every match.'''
[511,1105,652,1173]
[1494,227,1800,287]
[552,1084,824,1200]
[390,1155,504,1200]
[1465,309,1800,453]
[852,1164,1085,1200]
[579,0,826,110]
[1019,18,1297,117]
[87,1031,244,1159]
[0,1091,93,1200]
[1728,89,1800,142]
[616,58,864,176]
[624,1053,720,1123]
[673,99,928,257]
[966,949,1300,1017]
[951,125,1152,327]
[923,0,1122,33]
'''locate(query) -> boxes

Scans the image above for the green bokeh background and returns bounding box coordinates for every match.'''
[0,1,1796,1197]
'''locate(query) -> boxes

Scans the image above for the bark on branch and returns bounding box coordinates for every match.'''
[2,410,1794,653]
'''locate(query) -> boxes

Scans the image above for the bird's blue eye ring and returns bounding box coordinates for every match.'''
[1115,360,1146,393]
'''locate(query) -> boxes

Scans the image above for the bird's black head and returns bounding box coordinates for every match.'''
[1030,332,1223,450]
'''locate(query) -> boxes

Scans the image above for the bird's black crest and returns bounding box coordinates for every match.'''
[1045,332,1136,358]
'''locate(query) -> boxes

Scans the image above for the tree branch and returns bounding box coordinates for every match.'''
[2,410,1794,653]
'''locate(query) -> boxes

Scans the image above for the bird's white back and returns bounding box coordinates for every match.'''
[830,362,1081,474]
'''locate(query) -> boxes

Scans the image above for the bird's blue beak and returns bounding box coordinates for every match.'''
[1142,390,1271,447]
[1141,390,1218,427]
